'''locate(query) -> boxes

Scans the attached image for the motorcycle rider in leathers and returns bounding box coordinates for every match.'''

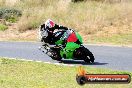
[39,19,82,60]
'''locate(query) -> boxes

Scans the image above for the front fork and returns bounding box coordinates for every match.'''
[39,44,53,57]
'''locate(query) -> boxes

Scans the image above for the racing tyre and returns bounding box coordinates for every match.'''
[82,46,95,63]
[50,50,62,61]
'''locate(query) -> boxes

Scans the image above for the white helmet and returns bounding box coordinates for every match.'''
[45,19,55,29]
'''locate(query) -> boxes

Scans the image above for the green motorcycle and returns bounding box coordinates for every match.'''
[39,29,95,63]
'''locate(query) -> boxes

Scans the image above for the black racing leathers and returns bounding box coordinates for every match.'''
[40,24,69,45]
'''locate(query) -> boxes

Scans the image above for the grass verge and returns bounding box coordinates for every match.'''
[87,33,132,46]
[0,57,132,88]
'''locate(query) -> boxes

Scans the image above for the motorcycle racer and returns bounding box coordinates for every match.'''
[39,19,83,61]
[39,19,82,45]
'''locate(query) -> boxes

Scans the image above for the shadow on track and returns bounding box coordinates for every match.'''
[61,60,108,65]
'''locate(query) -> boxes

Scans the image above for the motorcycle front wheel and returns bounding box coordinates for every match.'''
[49,48,62,61]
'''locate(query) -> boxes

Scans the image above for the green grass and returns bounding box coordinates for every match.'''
[0,24,8,31]
[0,57,132,88]
[88,33,132,46]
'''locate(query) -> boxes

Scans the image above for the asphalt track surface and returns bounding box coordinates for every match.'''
[0,41,132,71]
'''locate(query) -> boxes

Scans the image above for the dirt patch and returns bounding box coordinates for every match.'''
[0,23,38,41]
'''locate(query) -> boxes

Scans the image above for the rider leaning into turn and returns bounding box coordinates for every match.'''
[39,19,95,63]
[40,19,82,46]
[39,19,82,60]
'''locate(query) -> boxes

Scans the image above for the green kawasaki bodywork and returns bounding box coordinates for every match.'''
[55,32,83,59]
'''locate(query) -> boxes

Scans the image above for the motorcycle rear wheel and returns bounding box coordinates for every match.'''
[83,47,95,63]
[74,46,95,63]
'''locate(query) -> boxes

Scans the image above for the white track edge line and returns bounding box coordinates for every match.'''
[0,56,75,67]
